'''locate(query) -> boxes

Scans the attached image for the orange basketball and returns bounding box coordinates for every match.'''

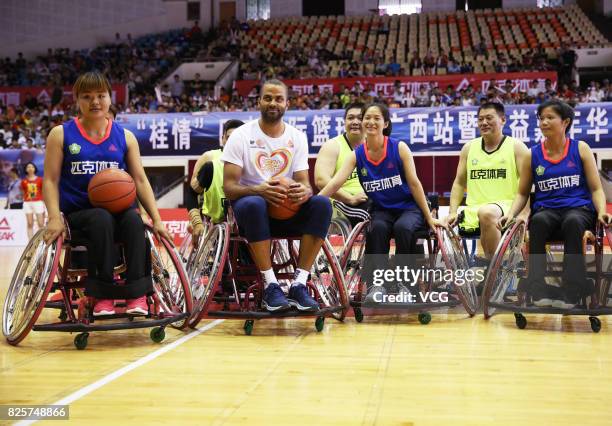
[267,176,300,220]
[87,168,137,214]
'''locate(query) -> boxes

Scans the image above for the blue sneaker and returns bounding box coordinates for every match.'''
[288,283,320,312]
[262,283,291,312]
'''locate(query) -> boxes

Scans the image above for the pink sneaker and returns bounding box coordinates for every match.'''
[126,296,148,315]
[93,299,116,316]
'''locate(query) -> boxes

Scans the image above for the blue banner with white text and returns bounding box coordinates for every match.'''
[115,103,612,156]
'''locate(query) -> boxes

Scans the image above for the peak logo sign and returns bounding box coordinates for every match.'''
[0,212,28,246]
[0,217,15,241]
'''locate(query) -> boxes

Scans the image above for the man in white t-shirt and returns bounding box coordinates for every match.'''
[222,79,332,313]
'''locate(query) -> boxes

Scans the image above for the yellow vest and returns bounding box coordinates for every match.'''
[201,149,226,223]
[332,134,363,196]
[466,136,521,206]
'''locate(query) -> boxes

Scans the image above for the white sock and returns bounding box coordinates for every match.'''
[262,269,277,288]
[292,268,309,286]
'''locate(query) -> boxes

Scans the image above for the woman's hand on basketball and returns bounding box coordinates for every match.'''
[257,180,287,207]
[597,212,612,227]
[287,183,312,205]
[44,217,65,244]
[153,219,173,244]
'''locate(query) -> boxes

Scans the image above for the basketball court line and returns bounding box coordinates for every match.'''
[14,319,224,426]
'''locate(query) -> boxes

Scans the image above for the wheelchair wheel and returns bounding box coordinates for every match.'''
[146,227,193,330]
[436,227,479,316]
[2,230,63,345]
[178,231,193,263]
[482,220,527,319]
[180,219,210,275]
[328,217,351,258]
[188,223,229,328]
[340,221,368,300]
[310,238,349,321]
[600,228,612,307]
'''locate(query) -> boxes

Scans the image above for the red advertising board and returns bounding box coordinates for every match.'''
[0,84,128,107]
[159,208,190,246]
[234,72,557,97]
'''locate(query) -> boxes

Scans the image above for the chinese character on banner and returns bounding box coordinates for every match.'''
[287,116,307,133]
[390,112,404,124]
[149,118,169,149]
[311,114,332,147]
[408,113,429,144]
[508,109,530,143]
[586,107,609,142]
[569,110,582,140]
[334,117,345,136]
[533,125,544,144]
[172,118,191,150]
[458,111,477,143]
[192,117,205,129]
[433,111,454,145]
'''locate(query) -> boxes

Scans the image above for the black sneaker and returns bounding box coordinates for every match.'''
[288,283,319,312]
[262,283,291,312]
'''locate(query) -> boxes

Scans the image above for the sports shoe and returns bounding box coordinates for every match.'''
[288,283,319,312]
[530,282,558,307]
[126,296,149,315]
[364,285,386,305]
[552,291,580,309]
[262,283,291,312]
[93,299,116,316]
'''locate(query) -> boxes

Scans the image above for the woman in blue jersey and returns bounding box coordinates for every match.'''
[500,100,611,309]
[320,103,441,296]
[43,71,171,317]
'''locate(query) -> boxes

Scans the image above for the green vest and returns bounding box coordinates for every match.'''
[332,134,363,196]
[466,136,521,206]
[201,149,226,223]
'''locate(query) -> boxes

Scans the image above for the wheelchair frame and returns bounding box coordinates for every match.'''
[2,222,192,349]
[482,219,612,332]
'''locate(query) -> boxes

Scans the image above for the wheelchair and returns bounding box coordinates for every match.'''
[482,218,612,333]
[178,216,211,277]
[2,219,192,349]
[339,217,480,324]
[186,206,349,335]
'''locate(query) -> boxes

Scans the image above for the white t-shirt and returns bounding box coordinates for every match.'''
[221,119,309,187]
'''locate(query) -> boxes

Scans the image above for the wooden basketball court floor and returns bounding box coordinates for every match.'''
[1,246,611,425]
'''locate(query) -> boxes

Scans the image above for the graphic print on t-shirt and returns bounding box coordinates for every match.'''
[255,147,291,177]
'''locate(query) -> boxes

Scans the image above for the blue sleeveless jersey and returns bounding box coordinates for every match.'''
[531,138,593,210]
[59,119,128,214]
[354,137,416,210]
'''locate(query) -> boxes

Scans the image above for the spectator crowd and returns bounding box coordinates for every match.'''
[0,21,610,150]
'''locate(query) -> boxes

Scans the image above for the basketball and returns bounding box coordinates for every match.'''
[267,176,301,220]
[87,168,137,214]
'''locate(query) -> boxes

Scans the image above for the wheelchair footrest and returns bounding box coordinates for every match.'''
[206,306,343,319]
[349,300,461,309]
[487,302,612,316]
[32,312,189,332]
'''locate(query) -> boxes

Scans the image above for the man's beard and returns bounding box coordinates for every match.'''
[261,107,285,123]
